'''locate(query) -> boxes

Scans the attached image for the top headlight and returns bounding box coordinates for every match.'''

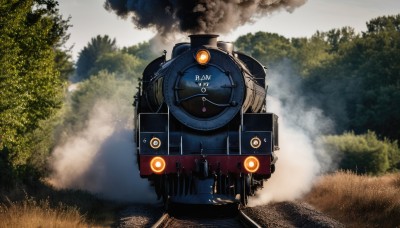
[195,49,211,65]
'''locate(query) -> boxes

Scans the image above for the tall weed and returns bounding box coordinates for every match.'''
[305,171,400,227]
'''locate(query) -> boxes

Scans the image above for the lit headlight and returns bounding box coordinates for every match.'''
[195,49,211,65]
[150,156,166,174]
[244,156,260,173]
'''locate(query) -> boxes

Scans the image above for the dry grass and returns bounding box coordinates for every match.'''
[305,171,400,228]
[0,184,121,228]
[0,196,88,228]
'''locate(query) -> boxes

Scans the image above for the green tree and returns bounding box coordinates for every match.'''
[324,27,357,53]
[122,41,158,63]
[291,32,335,77]
[235,31,335,77]
[88,52,142,80]
[366,14,400,33]
[54,48,75,81]
[302,15,400,141]
[350,15,400,141]
[235,32,294,67]
[75,35,117,80]
[0,0,70,185]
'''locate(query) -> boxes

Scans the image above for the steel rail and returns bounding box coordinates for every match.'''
[239,210,262,228]
[151,213,169,228]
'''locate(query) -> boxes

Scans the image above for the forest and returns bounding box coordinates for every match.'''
[1,0,399,189]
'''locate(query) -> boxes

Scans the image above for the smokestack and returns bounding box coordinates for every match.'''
[189,34,218,48]
[104,0,308,36]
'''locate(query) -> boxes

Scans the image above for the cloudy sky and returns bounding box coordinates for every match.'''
[58,0,400,60]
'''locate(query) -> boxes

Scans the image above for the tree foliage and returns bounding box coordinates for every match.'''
[88,52,142,80]
[54,48,75,81]
[75,35,117,80]
[235,14,400,143]
[303,15,400,141]
[122,41,158,63]
[0,0,71,185]
[235,31,294,67]
[74,38,156,83]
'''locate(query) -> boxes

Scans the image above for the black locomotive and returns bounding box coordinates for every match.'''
[134,34,279,206]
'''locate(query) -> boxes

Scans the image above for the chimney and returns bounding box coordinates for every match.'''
[189,34,219,49]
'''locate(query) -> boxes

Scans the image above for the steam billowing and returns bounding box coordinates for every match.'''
[249,64,334,206]
[49,85,156,203]
[104,0,307,35]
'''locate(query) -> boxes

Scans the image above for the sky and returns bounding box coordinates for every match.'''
[58,0,400,60]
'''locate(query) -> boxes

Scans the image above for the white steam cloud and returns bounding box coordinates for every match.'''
[249,65,334,205]
[49,99,156,203]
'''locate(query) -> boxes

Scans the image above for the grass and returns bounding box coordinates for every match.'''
[0,197,86,228]
[304,171,400,228]
[0,183,123,228]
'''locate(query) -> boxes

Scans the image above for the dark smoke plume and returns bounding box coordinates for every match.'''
[104,0,307,35]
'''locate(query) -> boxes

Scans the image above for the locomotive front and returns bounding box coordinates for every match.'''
[134,34,279,206]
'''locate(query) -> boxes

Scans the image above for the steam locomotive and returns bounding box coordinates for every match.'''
[134,34,279,206]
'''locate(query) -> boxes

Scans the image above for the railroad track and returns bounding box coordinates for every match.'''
[152,205,261,228]
[117,201,344,227]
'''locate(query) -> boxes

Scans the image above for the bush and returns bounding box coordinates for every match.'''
[323,131,399,174]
